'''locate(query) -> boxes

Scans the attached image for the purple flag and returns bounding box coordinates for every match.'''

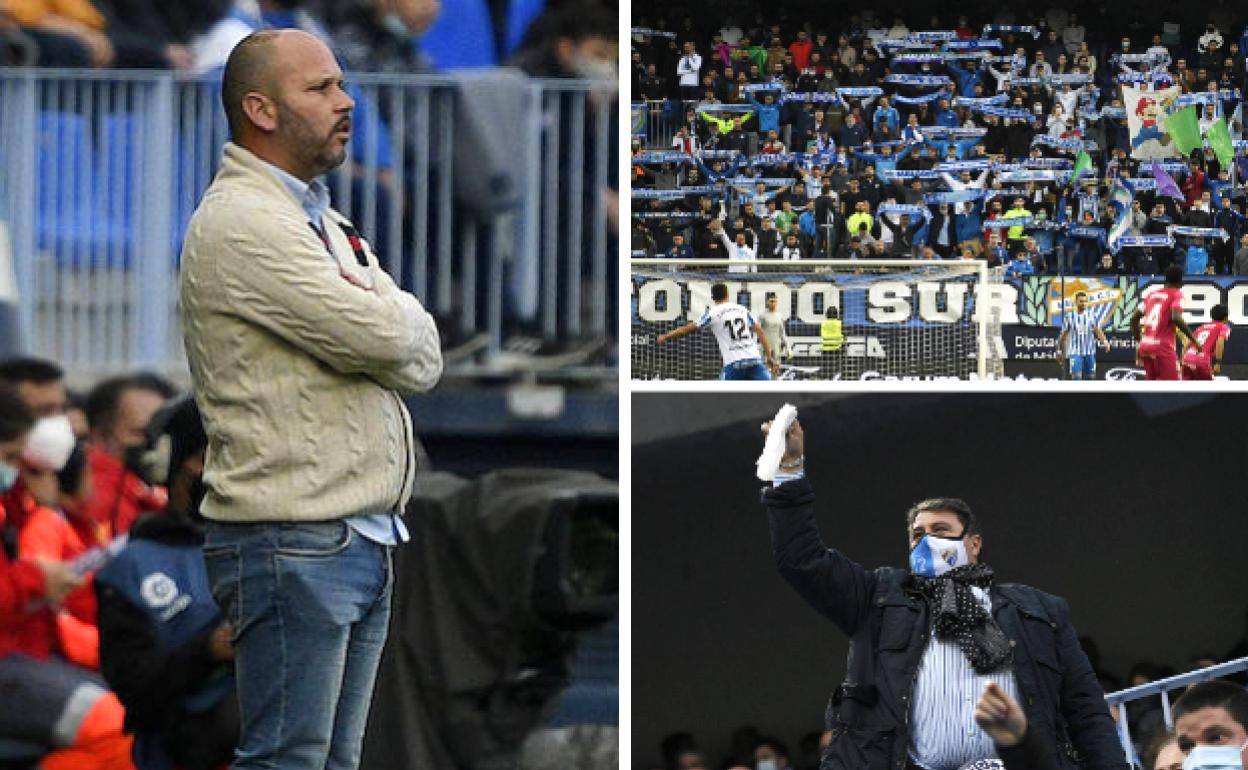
[1152,159,1184,201]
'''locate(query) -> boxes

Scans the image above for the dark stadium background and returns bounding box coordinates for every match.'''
[632,393,1248,768]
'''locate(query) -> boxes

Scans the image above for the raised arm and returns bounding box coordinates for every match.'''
[760,420,878,637]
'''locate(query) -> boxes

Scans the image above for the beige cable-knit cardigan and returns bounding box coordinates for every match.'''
[180,143,442,522]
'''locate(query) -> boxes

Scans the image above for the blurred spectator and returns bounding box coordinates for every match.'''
[319,0,436,73]
[0,357,67,419]
[5,0,108,66]
[95,396,238,770]
[0,380,136,770]
[82,374,174,542]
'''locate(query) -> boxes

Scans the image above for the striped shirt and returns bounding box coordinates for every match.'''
[910,587,1021,770]
[1062,309,1100,357]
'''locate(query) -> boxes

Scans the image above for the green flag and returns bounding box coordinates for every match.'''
[1207,116,1234,168]
[1164,106,1202,156]
[1069,150,1092,186]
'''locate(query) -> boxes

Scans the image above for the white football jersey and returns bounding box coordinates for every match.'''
[697,302,762,365]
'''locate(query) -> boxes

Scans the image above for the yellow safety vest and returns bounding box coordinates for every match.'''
[821,318,844,351]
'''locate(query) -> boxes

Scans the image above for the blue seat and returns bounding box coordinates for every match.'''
[34,111,132,267]
[99,112,140,235]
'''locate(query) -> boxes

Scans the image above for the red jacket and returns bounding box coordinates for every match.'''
[1183,168,1206,207]
[0,498,48,657]
[788,40,813,70]
[82,446,167,542]
[0,485,98,666]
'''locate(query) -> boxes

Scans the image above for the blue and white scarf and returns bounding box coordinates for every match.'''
[881,169,942,179]
[981,25,1040,38]
[984,215,1034,228]
[878,203,930,220]
[924,189,986,204]
[954,95,1009,107]
[943,39,1002,51]
[633,151,695,165]
[934,159,993,171]
[1068,225,1106,238]
[891,53,950,64]
[973,105,1036,121]
[1116,235,1174,247]
[1168,225,1229,241]
[836,87,885,97]
[1024,157,1074,169]
[632,187,722,199]
[894,92,948,105]
[884,74,953,87]
[1031,135,1093,153]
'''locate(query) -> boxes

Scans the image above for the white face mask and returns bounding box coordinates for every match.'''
[757,761,777,770]
[1182,741,1247,770]
[910,534,970,577]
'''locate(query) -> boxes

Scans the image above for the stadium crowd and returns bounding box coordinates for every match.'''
[642,645,1248,770]
[0,0,436,72]
[0,357,235,770]
[630,6,1248,276]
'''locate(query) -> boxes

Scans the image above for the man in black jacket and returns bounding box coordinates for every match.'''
[814,190,842,258]
[759,419,1126,770]
[95,397,238,770]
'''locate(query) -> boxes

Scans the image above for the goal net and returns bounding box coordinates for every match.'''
[631,259,1006,381]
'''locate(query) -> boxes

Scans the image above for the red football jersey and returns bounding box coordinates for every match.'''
[1139,287,1184,353]
[1182,321,1230,369]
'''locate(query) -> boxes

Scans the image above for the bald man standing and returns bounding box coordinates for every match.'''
[179,30,442,770]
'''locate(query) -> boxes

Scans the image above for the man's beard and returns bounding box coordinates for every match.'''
[276,101,348,178]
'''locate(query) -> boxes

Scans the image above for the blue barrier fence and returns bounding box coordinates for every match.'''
[0,69,616,383]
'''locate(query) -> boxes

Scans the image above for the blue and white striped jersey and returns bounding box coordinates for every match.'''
[910,587,1021,770]
[1062,310,1101,357]
[697,303,762,366]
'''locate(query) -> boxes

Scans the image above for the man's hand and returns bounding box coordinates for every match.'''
[656,332,670,344]
[208,622,234,661]
[766,355,780,376]
[760,417,803,465]
[1100,340,1110,352]
[974,682,1028,748]
[32,557,82,605]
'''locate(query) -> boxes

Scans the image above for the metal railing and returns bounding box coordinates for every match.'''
[0,69,616,383]
[1104,657,1248,766]
[634,99,681,149]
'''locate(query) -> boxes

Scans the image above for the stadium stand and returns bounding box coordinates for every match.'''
[630,2,1248,380]
[631,5,1248,274]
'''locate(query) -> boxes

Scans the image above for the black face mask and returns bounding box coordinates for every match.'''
[124,444,157,485]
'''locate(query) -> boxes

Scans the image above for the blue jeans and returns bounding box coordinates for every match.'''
[203,520,393,770]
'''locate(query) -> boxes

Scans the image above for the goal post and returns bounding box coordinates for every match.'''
[630,259,1005,381]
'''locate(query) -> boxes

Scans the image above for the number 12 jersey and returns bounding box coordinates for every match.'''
[697,303,762,365]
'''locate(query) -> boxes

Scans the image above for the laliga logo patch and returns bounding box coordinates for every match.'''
[141,572,179,608]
